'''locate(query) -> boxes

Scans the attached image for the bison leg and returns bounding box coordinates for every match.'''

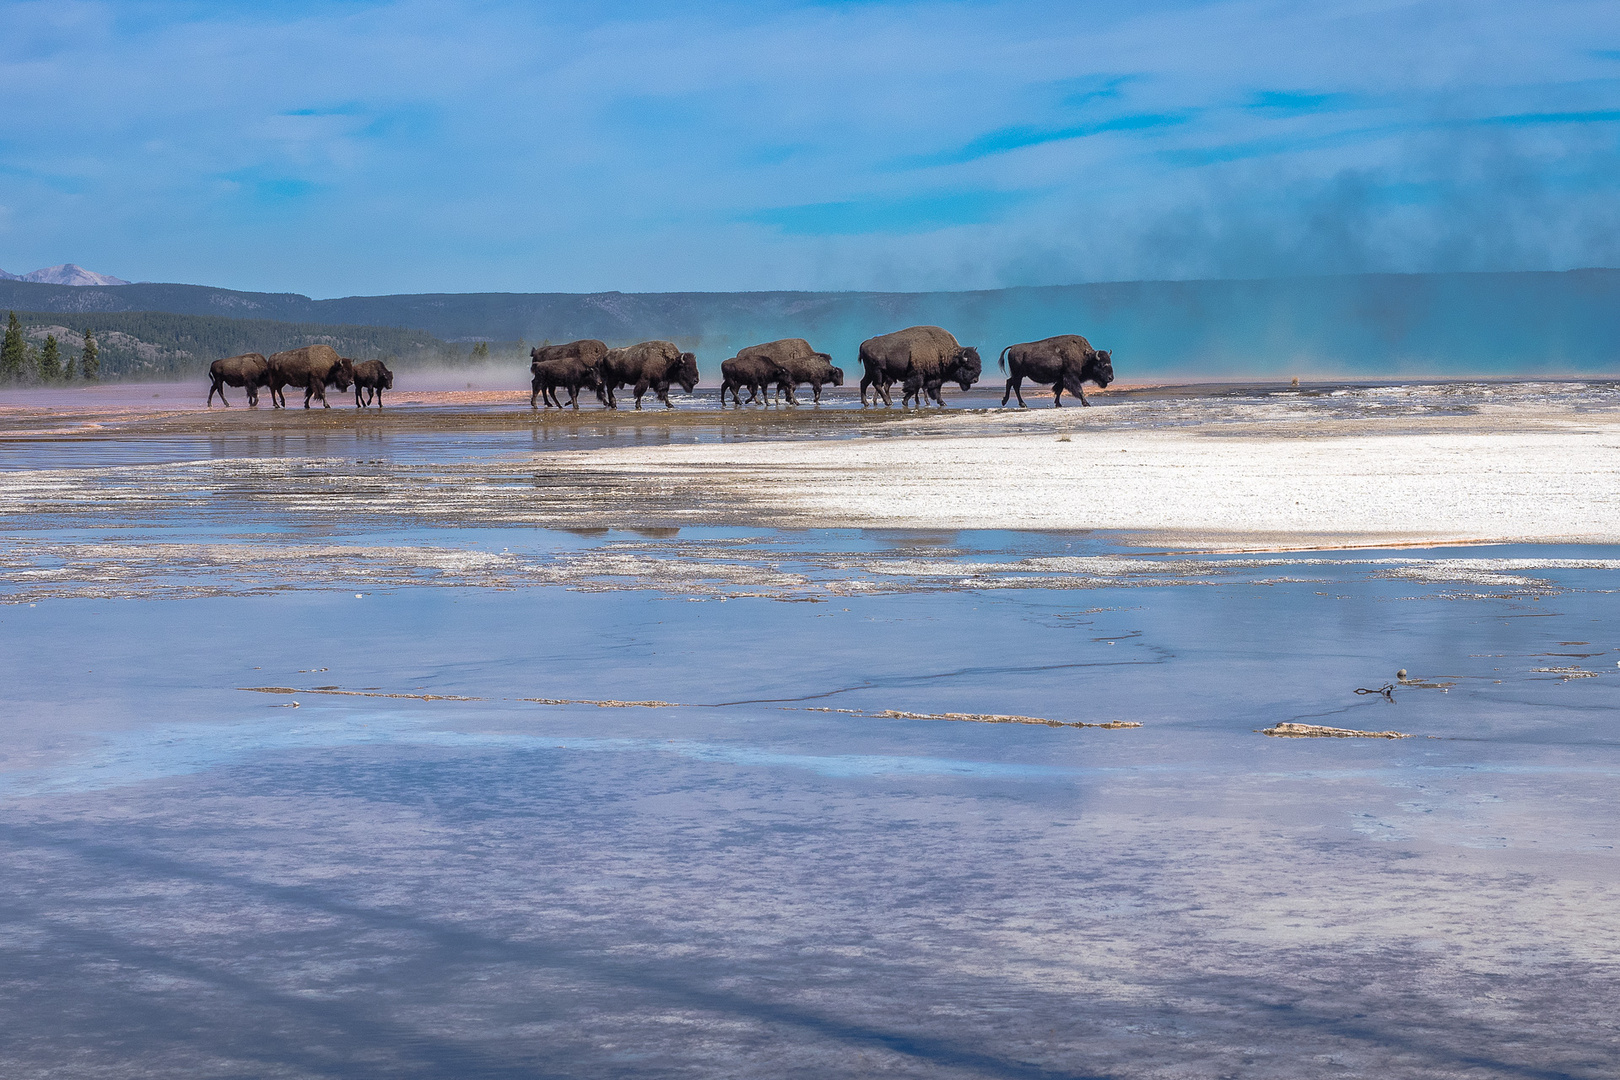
[530,379,541,408]
[859,374,872,407]
[1001,377,1018,407]
[1078,388,1091,406]
[632,379,651,409]
[1053,384,1064,407]
[247,386,259,407]
[208,378,228,407]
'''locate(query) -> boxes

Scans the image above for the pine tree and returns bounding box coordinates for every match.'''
[38,334,62,380]
[21,342,40,384]
[472,341,490,360]
[0,312,24,383]
[80,327,100,380]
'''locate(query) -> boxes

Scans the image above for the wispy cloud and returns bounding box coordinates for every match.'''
[744,190,1035,235]
[1244,90,1358,115]
[902,113,1191,168]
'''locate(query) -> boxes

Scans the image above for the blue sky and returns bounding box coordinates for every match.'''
[1,0,1618,296]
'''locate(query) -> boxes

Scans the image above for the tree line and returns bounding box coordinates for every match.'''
[0,309,450,384]
[1,312,99,383]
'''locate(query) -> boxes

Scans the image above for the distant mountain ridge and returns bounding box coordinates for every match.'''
[0,263,130,286]
[2,270,1618,375]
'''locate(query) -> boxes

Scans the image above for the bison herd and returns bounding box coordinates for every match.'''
[205,327,1114,411]
[207,346,392,409]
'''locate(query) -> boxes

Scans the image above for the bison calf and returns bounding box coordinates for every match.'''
[531,355,606,410]
[350,359,394,407]
[720,354,788,406]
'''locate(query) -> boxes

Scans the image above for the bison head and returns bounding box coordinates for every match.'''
[1085,348,1114,388]
[381,365,395,390]
[530,346,543,362]
[674,351,699,393]
[828,365,846,387]
[329,358,356,391]
[951,346,982,391]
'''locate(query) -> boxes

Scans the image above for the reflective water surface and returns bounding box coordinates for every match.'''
[0,385,1616,1078]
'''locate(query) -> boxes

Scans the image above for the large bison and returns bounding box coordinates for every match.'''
[531,355,606,409]
[206,353,271,407]
[267,345,353,409]
[858,326,981,407]
[598,341,698,409]
[720,353,789,406]
[734,339,843,404]
[999,335,1114,407]
[350,359,394,407]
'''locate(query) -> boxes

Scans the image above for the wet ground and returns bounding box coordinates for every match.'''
[1,382,1616,1078]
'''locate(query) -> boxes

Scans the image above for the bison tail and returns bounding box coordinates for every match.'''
[998,345,1011,372]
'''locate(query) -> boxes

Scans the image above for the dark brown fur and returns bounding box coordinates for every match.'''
[531,355,606,409]
[720,354,789,406]
[350,359,394,407]
[736,339,844,404]
[207,353,271,407]
[598,341,698,409]
[857,326,981,407]
[998,335,1113,407]
[266,345,353,409]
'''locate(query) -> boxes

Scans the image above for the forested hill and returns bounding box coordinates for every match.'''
[3,268,1619,375]
[5,310,445,380]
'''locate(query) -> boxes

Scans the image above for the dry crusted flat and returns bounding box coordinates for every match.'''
[1261,722,1410,739]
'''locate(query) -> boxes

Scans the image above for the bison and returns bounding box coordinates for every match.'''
[530,340,609,408]
[858,326,981,407]
[720,353,790,406]
[350,359,394,407]
[733,339,843,405]
[530,340,608,409]
[207,353,271,407]
[531,355,606,409]
[999,335,1114,407]
[598,341,698,409]
[902,348,984,407]
[266,345,353,409]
